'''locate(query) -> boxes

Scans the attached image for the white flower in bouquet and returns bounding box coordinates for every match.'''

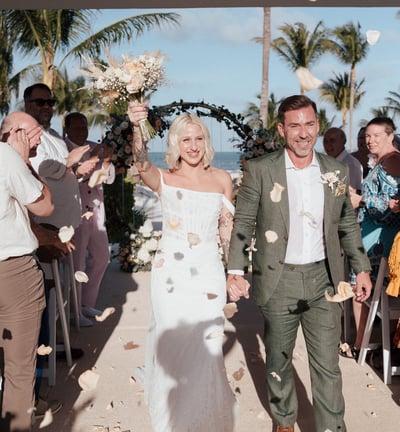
[139,220,154,238]
[145,238,159,252]
[137,247,151,263]
[81,50,166,141]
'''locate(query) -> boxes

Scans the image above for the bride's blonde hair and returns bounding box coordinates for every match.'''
[165,113,215,170]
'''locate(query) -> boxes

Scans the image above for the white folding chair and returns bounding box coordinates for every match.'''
[358,257,400,384]
[41,258,72,386]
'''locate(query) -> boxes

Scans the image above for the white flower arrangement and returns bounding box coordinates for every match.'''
[117,220,162,272]
[321,170,347,197]
[81,50,166,140]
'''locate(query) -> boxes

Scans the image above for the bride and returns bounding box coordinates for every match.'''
[127,102,238,431]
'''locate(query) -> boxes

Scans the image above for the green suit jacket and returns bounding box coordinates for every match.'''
[228,148,371,306]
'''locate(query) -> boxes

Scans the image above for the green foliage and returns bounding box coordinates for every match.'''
[104,174,136,244]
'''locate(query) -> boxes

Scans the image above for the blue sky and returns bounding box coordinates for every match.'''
[17,7,400,152]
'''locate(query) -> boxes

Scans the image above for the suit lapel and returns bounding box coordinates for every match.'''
[268,150,290,232]
[316,153,336,225]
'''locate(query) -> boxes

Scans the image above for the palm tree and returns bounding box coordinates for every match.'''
[327,22,369,151]
[384,90,400,119]
[0,11,19,114]
[319,72,365,130]
[4,10,180,90]
[270,21,329,94]
[318,108,336,136]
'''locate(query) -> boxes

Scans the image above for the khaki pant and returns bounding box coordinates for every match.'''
[0,255,45,432]
[260,260,346,432]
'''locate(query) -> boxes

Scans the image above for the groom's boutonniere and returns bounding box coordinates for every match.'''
[321,170,347,197]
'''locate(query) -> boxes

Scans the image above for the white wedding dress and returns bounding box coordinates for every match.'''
[141,173,237,432]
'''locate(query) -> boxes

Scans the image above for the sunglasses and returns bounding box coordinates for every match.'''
[28,98,56,107]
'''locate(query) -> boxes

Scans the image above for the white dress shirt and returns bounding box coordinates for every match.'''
[284,150,326,265]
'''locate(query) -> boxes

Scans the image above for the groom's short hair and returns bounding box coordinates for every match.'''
[278,95,317,123]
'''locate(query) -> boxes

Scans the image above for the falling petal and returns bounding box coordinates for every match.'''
[187,232,201,248]
[206,329,224,339]
[95,307,116,322]
[167,219,180,229]
[270,371,282,382]
[92,198,101,207]
[295,67,323,92]
[270,183,285,203]
[325,281,354,302]
[123,341,139,350]
[153,258,165,268]
[88,168,109,188]
[174,252,184,261]
[81,211,93,220]
[38,409,53,428]
[223,302,238,319]
[299,210,317,228]
[75,271,89,283]
[232,367,245,381]
[106,401,114,410]
[366,30,380,45]
[58,225,75,243]
[37,344,52,356]
[176,190,183,200]
[207,293,218,299]
[265,230,278,243]
[190,267,198,276]
[78,369,99,391]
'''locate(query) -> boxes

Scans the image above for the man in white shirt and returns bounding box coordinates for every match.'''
[0,111,53,431]
[227,95,372,432]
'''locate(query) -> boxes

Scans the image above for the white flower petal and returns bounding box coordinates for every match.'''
[265,230,278,243]
[95,307,116,322]
[75,271,89,283]
[78,369,99,391]
[88,168,109,188]
[270,183,285,203]
[58,225,74,243]
[223,302,238,319]
[366,30,380,45]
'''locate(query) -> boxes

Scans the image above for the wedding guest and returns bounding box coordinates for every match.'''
[323,127,363,192]
[343,117,400,359]
[127,102,237,431]
[226,95,372,432]
[64,112,115,326]
[351,127,372,178]
[0,111,54,432]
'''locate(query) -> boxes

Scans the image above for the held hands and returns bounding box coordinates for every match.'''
[353,272,372,303]
[226,274,250,302]
[127,101,148,127]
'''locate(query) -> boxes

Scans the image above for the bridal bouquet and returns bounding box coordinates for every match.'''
[81,51,166,140]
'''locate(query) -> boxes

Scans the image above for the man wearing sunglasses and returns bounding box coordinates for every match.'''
[24,84,95,415]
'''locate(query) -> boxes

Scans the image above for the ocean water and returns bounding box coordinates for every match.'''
[148,151,242,172]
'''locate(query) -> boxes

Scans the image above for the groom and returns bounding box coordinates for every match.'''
[227,95,372,432]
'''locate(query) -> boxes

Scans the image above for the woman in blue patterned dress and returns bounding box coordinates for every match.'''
[341,117,400,359]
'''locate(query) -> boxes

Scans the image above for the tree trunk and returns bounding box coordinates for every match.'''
[348,66,356,152]
[259,7,271,128]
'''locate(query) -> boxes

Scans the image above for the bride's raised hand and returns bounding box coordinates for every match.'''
[127,101,148,126]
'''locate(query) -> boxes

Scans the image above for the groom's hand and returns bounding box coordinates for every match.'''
[226,274,250,302]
